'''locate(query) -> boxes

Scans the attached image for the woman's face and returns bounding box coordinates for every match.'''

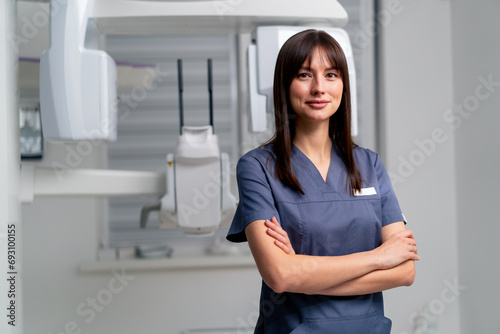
[289,47,343,126]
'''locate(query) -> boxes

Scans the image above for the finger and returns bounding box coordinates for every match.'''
[267,217,285,235]
[408,244,419,256]
[264,219,280,230]
[264,219,278,229]
[274,240,293,255]
[266,227,289,245]
[265,219,288,238]
[405,238,417,253]
[396,229,415,239]
[406,238,417,246]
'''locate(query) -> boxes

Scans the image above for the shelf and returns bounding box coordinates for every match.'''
[79,254,256,272]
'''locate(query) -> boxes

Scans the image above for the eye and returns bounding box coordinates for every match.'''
[326,72,338,79]
[297,72,310,79]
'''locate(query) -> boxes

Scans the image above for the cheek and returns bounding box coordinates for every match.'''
[335,81,344,93]
[289,82,301,98]
[330,83,344,100]
[289,96,301,113]
[289,83,304,107]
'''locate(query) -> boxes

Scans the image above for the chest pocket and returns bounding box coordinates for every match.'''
[296,195,382,256]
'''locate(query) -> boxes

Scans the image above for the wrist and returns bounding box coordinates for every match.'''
[366,249,385,271]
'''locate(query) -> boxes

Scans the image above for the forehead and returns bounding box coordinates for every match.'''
[302,47,335,68]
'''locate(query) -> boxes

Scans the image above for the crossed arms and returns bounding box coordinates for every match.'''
[245,218,420,296]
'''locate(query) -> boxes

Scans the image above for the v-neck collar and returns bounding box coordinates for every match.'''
[292,145,342,192]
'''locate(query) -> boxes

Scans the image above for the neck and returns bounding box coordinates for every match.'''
[293,121,332,161]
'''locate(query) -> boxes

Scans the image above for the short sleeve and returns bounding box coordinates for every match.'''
[373,153,407,226]
[226,151,279,242]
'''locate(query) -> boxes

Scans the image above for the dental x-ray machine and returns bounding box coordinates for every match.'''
[139,59,237,235]
[26,0,356,236]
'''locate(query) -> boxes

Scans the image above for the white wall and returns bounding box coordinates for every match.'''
[451,1,500,333]
[379,0,460,333]
[380,0,500,333]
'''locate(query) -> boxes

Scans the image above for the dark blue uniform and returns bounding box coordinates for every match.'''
[227,144,405,333]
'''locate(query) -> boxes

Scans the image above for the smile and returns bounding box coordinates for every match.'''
[306,100,330,109]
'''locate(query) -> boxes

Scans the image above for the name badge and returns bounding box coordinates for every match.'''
[354,187,377,196]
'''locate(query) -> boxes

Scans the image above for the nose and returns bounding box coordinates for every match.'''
[311,77,325,95]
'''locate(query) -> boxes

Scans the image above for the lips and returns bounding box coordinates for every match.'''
[306,100,330,109]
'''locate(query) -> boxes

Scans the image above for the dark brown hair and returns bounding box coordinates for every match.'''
[264,29,362,195]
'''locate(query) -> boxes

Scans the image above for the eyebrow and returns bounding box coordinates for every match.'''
[299,66,338,71]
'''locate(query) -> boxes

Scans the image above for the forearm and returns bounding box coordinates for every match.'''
[311,260,416,296]
[247,220,386,294]
[272,251,383,294]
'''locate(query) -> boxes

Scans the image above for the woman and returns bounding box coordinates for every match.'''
[227,29,420,333]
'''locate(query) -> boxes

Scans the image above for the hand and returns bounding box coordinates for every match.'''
[265,217,296,255]
[372,229,420,269]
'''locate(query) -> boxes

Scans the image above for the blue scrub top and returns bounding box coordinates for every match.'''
[227,144,406,334]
